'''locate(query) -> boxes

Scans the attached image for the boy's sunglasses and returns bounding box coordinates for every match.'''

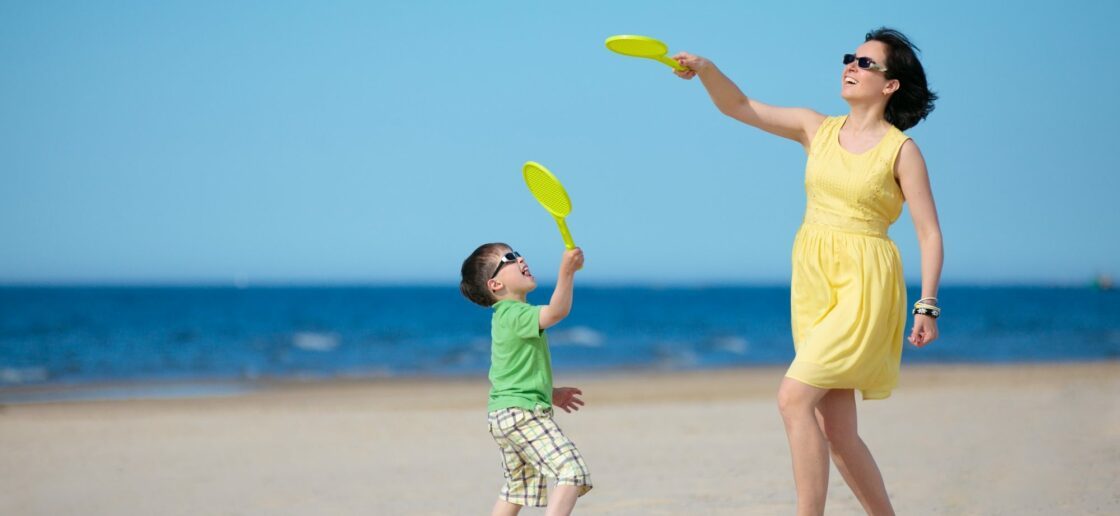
[843,54,888,73]
[490,251,522,279]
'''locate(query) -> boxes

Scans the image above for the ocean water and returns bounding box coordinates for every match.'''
[0,286,1117,389]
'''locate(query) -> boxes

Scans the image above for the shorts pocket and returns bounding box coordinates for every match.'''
[492,408,527,436]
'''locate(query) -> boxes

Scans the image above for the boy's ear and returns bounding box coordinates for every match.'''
[487,278,504,294]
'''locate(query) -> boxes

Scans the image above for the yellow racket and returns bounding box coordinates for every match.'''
[605,34,687,71]
[522,161,576,250]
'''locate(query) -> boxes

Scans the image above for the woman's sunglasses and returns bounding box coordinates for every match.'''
[843,54,888,73]
[490,251,522,279]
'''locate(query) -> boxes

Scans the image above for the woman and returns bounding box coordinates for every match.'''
[674,28,943,515]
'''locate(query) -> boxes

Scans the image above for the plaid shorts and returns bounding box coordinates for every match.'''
[487,406,593,507]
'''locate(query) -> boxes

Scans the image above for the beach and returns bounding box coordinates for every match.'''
[1,362,1117,515]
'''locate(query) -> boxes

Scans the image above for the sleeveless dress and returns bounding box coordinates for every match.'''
[786,115,910,400]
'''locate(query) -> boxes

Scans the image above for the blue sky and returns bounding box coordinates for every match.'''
[2,1,1117,285]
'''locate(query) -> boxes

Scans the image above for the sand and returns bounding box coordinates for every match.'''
[1,362,1117,515]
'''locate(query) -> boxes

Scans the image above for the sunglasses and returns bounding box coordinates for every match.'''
[843,54,888,73]
[490,251,522,279]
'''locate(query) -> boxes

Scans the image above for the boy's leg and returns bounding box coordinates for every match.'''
[545,485,580,516]
[490,409,550,508]
[513,410,593,502]
[495,407,592,514]
[492,499,522,516]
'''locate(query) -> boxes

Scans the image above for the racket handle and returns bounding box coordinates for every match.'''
[656,55,687,71]
[553,216,582,269]
[554,216,576,250]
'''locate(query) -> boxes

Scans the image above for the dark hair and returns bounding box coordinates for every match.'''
[865,27,937,131]
[460,242,508,307]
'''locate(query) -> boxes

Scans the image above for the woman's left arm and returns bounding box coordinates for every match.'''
[897,139,943,347]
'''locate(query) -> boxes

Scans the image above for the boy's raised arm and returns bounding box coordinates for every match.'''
[539,248,584,330]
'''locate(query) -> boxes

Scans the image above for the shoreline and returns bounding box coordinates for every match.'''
[1,360,1116,406]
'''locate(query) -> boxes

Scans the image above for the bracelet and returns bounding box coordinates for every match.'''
[913,307,940,318]
[912,303,940,318]
[917,297,938,305]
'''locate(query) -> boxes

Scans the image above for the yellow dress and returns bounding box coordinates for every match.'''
[786,115,910,400]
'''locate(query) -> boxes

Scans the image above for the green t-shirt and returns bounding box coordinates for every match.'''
[488,299,553,412]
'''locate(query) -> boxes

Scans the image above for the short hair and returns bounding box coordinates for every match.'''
[865,27,938,131]
[460,242,509,307]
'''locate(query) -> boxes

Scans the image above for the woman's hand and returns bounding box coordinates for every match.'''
[909,315,939,347]
[671,52,711,79]
[552,387,585,413]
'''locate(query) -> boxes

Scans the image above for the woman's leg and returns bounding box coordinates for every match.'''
[815,389,895,515]
[777,377,831,516]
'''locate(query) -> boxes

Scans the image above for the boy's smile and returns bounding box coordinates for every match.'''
[489,248,536,298]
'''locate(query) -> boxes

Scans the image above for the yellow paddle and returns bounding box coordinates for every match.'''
[605,34,687,71]
[522,161,576,250]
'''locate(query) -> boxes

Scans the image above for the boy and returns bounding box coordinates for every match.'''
[459,243,592,516]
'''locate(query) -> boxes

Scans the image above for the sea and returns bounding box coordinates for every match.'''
[1,286,1117,402]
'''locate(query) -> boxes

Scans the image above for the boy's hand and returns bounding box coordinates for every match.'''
[552,387,584,413]
[559,247,584,276]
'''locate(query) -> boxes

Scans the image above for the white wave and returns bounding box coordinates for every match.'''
[0,366,49,384]
[653,346,699,369]
[549,326,605,347]
[292,332,340,352]
[241,366,261,380]
[0,383,256,404]
[711,336,750,355]
[470,337,491,352]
